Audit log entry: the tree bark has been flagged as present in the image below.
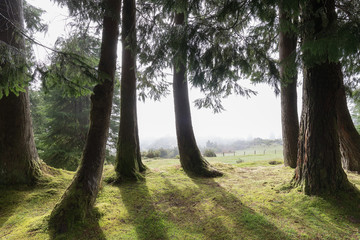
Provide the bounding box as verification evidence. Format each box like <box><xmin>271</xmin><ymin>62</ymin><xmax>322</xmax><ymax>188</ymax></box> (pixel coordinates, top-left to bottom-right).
<box><xmin>294</xmin><ymin>0</ymin><xmax>351</xmax><ymax>194</ymax></box>
<box><xmin>173</xmin><ymin>12</ymin><xmax>222</xmax><ymax>178</ymax></box>
<box><xmin>115</xmin><ymin>0</ymin><xmax>145</xmax><ymax>181</ymax></box>
<box><xmin>279</xmin><ymin>2</ymin><xmax>299</xmax><ymax>168</ymax></box>
<box><xmin>0</xmin><ymin>0</ymin><xmax>41</xmax><ymax>184</ymax></box>
<box><xmin>49</xmin><ymin>0</ymin><xmax>121</xmax><ymax>233</ymax></box>
<box><xmin>337</xmin><ymin>78</ymin><xmax>360</xmax><ymax>172</ymax></box>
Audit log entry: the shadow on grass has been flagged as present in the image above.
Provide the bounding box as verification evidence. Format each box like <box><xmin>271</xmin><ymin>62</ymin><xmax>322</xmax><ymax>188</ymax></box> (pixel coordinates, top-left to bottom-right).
<box><xmin>0</xmin><ymin>185</ymin><xmax>33</xmax><ymax>229</ymax></box>
<box><xmin>158</xmin><ymin>177</ymin><xmax>292</xmax><ymax>240</ymax></box>
<box><xmin>49</xmin><ymin>208</ymin><xmax>106</xmax><ymax>240</ymax></box>
<box><xmin>118</xmin><ymin>180</ymin><xmax>169</xmax><ymax>240</ymax></box>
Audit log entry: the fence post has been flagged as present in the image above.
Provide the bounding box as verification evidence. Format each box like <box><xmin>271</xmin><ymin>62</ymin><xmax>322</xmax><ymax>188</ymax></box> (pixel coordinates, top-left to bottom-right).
<box><xmin>223</xmin><ymin>152</ymin><xmax>224</xmax><ymax>156</ymax></box>
<box><xmin>254</xmin><ymin>150</ymin><xmax>256</xmax><ymax>155</ymax></box>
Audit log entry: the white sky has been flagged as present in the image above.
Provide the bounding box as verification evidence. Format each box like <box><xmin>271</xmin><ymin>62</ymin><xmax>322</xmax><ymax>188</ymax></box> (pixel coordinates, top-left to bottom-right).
<box><xmin>28</xmin><ymin>0</ymin><xmax>303</xmax><ymax>143</ymax></box>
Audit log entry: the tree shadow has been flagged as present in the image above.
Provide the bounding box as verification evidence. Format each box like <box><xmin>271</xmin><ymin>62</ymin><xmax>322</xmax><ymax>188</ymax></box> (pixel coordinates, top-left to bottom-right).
<box><xmin>319</xmin><ymin>188</ymin><xmax>360</xmax><ymax>229</ymax></box>
<box><xmin>118</xmin><ymin>180</ymin><xmax>169</xmax><ymax>240</ymax></box>
<box><xmin>49</xmin><ymin>207</ymin><xmax>106</xmax><ymax>240</ymax></box>
<box><xmin>159</xmin><ymin>177</ymin><xmax>292</xmax><ymax>240</ymax></box>
<box><xmin>0</xmin><ymin>185</ymin><xmax>30</xmax><ymax>229</ymax></box>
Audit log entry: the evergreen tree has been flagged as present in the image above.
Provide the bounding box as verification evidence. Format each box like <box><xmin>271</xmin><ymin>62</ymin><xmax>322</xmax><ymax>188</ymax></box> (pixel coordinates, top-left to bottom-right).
<box><xmin>38</xmin><ymin>89</ymin><xmax>90</xmax><ymax>170</ymax></box>
<box><xmin>172</xmin><ymin>5</ymin><xmax>222</xmax><ymax>177</ymax></box>
<box><xmin>115</xmin><ymin>0</ymin><xmax>146</xmax><ymax>182</ymax></box>
<box><xmin>0</xmin><ymin>0</ymin><xmax>42</xmax><ymax>184</ymax></box>
<box><xmin>334</xmin><ymin>0</ymin><xmax>360</xmax><ymax>173</ymax></box>
<box><xmin>293</xmin><ymin>0</ymin><xmax>353</xmax><ymax>194</ymax></box>
<box><xmin>337</xmin><ymin>80</ymin><xmax>360</xmax><ymax>172</ymax></box>
<box><xmin>34</xmin><ymin>30</ymin><xmax>97</xmax><ymax>171</ymax></box>
<box><xmin>278</xmin><ymin>0</ymin><xmax>299</xmax><ymax>168</ymax></box>
<box><xmin>49</xmin><ymin>0</ymin><xmax>121</xmax><ymax>232</ymax></box>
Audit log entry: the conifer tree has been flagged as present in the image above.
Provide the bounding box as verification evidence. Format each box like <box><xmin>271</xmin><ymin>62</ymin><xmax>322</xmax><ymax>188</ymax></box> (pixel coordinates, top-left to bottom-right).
<box><xmin>49</xmin><ymin>0</ymin><xmax>121</xmax><ymax>232</ymax></box>
<box><xmin>278</xmin><ymin>0</ymin><xmax>299</xmax><ymax>168</ymax></box>
<box><xmin>172</xmin><ymin>6</ymin><xmax>222</xmax><ymax>177</ymax></box>
<box><xmin>293</xmin><ymin>0</ymin><xmax>352</xmax><ymax>194</ymax></box>
<box><xmin>115</xmin><ymin>0</ymin><xmax>146</xmax><ymax>181</ymax></box>
<box><xmin>0</xmin><ymin>0</ymin><xmax>42</xmax><ymax>184</ymax></box>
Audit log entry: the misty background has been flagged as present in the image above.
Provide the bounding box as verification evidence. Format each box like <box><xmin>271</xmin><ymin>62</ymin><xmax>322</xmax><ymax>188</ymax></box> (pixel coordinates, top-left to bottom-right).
<box><xmin>28</xmin><ymin>0</ymin><xmax>303</xmax><ymax>151</ymax></box>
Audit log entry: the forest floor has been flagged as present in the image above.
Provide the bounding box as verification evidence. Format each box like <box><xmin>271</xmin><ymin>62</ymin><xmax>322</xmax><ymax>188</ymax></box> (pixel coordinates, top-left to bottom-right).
<box><xmin>1</xmin><ymin>152</ymin><xmax>360</xmax><ymax>240</ymax></box>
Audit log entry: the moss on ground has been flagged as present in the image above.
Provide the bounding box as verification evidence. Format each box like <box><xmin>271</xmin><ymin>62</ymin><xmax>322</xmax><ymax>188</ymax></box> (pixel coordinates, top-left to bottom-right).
<box><xmin>1</xmin><ymin>156</ymin><xmax>360</xmax><ymax>240</ymax></box>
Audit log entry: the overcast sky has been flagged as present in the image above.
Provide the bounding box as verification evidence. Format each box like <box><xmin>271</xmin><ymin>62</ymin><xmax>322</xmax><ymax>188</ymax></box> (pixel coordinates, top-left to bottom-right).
<box><xmin>28</xmin><ymin>0</ymin><xmax>303</xmax><ymax>144</ymax></box>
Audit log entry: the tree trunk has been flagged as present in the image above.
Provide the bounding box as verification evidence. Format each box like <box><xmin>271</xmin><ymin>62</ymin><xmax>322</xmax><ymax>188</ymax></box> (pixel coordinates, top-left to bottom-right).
<box><xmin>49</xmin><ymin>0</ymin><xmax>121</xmax><ymax>233</ymax></box>
<box><xmin>337</xmin><ymin>78</ymin><xmax>360</xmax><ymax>172</ymax></box>
<box><xmin>115</xmin><ymin>0</ymin><xmax>145</xmax><ymax>181</ymax></box>
<box><xmin>0</xmin><ymin>0</ymin><xmax>41</xmax><ymax>185</ymax></box>
<box><xmin>135</xmin><ymin>106</ymin><xmax>147</xmax><ymax>172</ymax></box>
<box><xmin>294</xmin><ymin>0</ymin><xmax>351</xmax><ymax>194</ymax></box>
<box><xmin>173</xmin><ymin>12</ymin><xmax>222</xmax><ymax>178</ymax></box>
<box><xmin>279</xmin><ymin>2</ymin><xmax>299</xmax><ymax>168</ymax></box>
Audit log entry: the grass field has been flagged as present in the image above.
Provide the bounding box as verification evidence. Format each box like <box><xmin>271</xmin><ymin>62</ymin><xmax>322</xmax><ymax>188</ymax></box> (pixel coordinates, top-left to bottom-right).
<box><xmin>1</xmin><ymin>150</ymin><xmax>360</xmax><ymax>240</ymax></box>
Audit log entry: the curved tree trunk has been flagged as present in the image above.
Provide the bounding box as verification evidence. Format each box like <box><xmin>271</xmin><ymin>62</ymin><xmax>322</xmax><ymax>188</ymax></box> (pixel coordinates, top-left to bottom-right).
<box><xmin>279</xmin><ymin>2</ymin><xmax>299</xmax><ymax>168</ymax></box>
<box><xmin>173</xmin><ymin>12</ymin><xmax>222</xmax><ymax>178</ymax></box>
<box><xmin>337</xmin><ymin>79</ymin><xmax>360</xmax><ymax>172</ymax></box>
<box><xmin>294</xmin><ymin>0</ymin><xmax>351</xmax><ymax>195</ymax></box>
<box><xmin>115</xmin><ymin>0</ymin><xmax>145</xmax><ymax>181</ymax></box>
<box><xmin>0</xmin><ymin>0</ymin><xmax>41</xmax><ymax>185</ymax></box>
<box><xmin>49</xmin><ymin>0</ymin><xmax>121</xmax><ymax>233</ymax></box>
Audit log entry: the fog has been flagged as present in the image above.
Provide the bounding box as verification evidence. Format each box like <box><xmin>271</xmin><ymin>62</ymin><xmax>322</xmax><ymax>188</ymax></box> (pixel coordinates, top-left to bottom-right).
<box><xmin>28</xmin><ymin>0</ymin><xmax>303</xmax><ymax>149</ymax></box>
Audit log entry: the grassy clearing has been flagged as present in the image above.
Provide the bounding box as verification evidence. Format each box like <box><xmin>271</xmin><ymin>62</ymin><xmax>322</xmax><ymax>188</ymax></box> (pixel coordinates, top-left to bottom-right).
<box><xmin>1</xmin><ymin>153</ymin><xmax>360</xmax><ymax>240</ymax></box>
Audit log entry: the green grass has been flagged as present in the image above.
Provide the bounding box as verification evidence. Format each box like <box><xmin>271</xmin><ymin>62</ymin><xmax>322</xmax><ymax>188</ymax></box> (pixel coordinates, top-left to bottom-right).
<box><xmin>1</xmin><ymin>152</ymin><xmax>360</xmax><ymax>240</ymax></box>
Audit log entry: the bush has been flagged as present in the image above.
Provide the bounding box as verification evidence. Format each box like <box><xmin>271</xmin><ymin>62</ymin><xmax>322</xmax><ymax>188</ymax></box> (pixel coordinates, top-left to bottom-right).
<box><xmin>145</xmin><ymin>149</ymin><xmax>160</xmax><ymax>158</ymax></box>
<box><xmin>203</xmin><ymin>149</ymin><xmax>217</xmax><ymax>157</ymax></box>
<box><xmin>236</xmin><ymin>159</ymin><xmax>244</xmax><ymax>163</ymax></box>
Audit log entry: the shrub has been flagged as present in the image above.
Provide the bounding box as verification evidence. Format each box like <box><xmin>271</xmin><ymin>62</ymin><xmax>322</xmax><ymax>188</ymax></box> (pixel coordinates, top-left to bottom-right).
<box><xmin>236</xmin><ymin>159</ymin><xmax>244</xmax><ymax>164</ymax></box>
<box><xmin>203</xmin><ymin>149</ymin><xmax>217</xmax><ymax>157</ymax></box>
<box><xmin>145</xmin><ymin>149</ymin><xmax>160</xmax><ymax>158</ymax></box>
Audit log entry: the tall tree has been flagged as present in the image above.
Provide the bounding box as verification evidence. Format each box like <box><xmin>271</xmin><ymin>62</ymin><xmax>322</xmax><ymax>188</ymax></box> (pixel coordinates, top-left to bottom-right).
<box><xmin>278</xmin><ymin>1</ymin><xmax>299</xmax><ymax>168</ymax></box>
<box><xmin>293</xmin><ymin>0</ymin><xmax>352</xmax><ymax>194</ymax></box>
<box><xmin>335</xmin><ymin>0</ymin><xmax>360</xmax><ymax>173</ymax></box>
<box><xmin>337</xmin><ymin>80</ymin><xmax>360</xmax><ymax>172</ymax></box>
<box><xmin>173</xmin><ymin>10</ymin><xmax>222</xmax><ymax>178</ymax></box>
<box><xmin>49</xmin><ymin>0</ymin><xmax>121</xmax><ymax>232</ymax></box>
<box><xmin>0</xmin><ymin>0</ymin><xmax>42</xmax><ymax>184</ymax></box>
<box><xmin>37</xmin><ymin>89</ymin><xmax>90</xmax><ymax>171</ymax></box>
<box><xmin>115</xmin><ymin>0</ymin><xmax>146</xmax><ymax>182</ymax></box>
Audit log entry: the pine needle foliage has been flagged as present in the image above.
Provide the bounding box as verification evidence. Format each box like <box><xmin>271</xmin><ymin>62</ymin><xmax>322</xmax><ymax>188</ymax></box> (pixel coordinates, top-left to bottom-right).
<box><xmin>137</xmin><ymin>0</ymin><xmax>289</xmax><ymax>111</ymax></box>
<box><xmin>0</xmin><ymin>1</ymin><xmax>47</xmax><ymax>98</ymax></box>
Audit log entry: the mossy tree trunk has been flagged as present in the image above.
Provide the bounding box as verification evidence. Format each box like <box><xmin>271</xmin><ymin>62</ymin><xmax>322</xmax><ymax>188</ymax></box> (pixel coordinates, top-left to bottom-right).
<box><xmin>0</xmin><ymin>0</ymin><xmax>41</xmax><ymax>185</ymax></box>
<box><xmin>337</xmin><ymin>78</ymin><xmax>360</xmax><ymax>172</ymax></box>
<box><xmin>173</xmin><ymin>12</ymin><xmax>222</xmax><ymax>178</ymax></box>
<box><xmin>49</xmin><ymin>0</ymin><xmax>121</xmax><ymax>233</ymax></box>
<box><xmin>279</xmin><ymin>1</ymin><xmax>299</xmax><ymax>168</ymax></box>
<box><xmin>294</xmin><ymin>0</ymin><xmax>351</xmax><ymax>194</ymax></box>
<box><xmin>115</xmin><ymin>0</ymin><xmax>145</xmax><ymax>181</ymax></box>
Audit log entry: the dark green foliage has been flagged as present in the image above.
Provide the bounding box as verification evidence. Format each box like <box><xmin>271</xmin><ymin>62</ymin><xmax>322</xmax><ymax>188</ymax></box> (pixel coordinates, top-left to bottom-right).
<box><xmin>30</xmin><ymin>28</ymin><xmax>120</xmax><ymax>170</ymax></box>
<box><xmin>137</xmin><ymin>0</ymin><xmax>265</xmax><ymax>111</ymax></box>
<box><xmin>0</xmin><ymin>1</ymin><xmax>48</xmax><ymax>99</ymax></box>
<box><xmin>23</xmin><ymin>1</ymin><xmax>48</xmax><ymax>35</ymax></box>
<box><xmin>145</xmin><ymin>149</ymin><xmax>160</xmax><ymax>158</ymax></box>
<box><xmin>0</xmin><ymin>42</ymin><xmax>28</xmax><ymax>99</ymax></box>
<box><xmin>39</xmin><ymin>30</ymin><xmax>100</xmax><ymax>97</ymax></box>
<box><xmin>34</xmin><ymin>88</ymin><xmax>90</xmax><ymax>170</ymax></box>
<box><xmin>51</xmin><ymin>0</ymin><xmax>104</xmax><ymax>23</ymax></box>
<box><xmin>203</xmin><ymin>149</ymin><xmax>217</xmax><ymax>157</ymax></box>
<box><xmin>142</xmin><ymin>147</ymin><xmax>179</xmax><ymax>159</ymax></box>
